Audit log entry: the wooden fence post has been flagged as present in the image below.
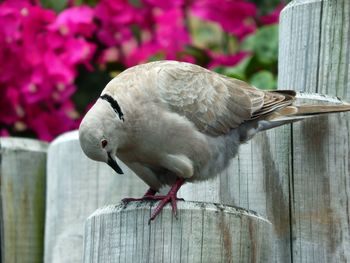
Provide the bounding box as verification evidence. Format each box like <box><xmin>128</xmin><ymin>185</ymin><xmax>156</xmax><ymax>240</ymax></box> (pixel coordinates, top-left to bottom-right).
<box><xmin>44</xmin><ymin>131</ymin><xmax>146</xmax><ymax>263</ymax></box>
<box><xmin>178</xmin><ymin>129</ymin><xmax>291</xmax><ymax>262</ymax></box>
<box><xmin>0</xmin><ymin>138</ymin><xmax>48</xmax><ymax>263</ymax></box>
<box><xmin>84</xmin><ymin>202</ymin><xmax>273</xmax><ymax>263</ymax></box>
<box><xmin>178</xmin><ymin>126</ymin><xmax>292</xmax><ymax>262</ymax></box>
<box><xmin>279</xmin><ymin>0</ymin><xmax>350</xmax><ymax>261</ymax></box>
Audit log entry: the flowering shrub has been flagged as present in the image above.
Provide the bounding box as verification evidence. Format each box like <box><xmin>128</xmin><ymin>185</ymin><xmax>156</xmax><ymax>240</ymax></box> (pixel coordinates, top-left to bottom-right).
<box><xmin>0</xmin><ymin>0</ymin><xmax>284</xmax><ymax>141</ymax></box>
<box><xmin>0</xmin><ymin>0</ymin><xmax>95</xmax><ymax>140</ymax></box>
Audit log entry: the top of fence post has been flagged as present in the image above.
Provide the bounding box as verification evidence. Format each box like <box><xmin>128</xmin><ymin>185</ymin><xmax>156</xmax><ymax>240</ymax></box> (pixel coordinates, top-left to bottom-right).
<box><xmin>279</xmin><ymin>0</ymin><xmax>350</xmax><ymax>261</ymax></box>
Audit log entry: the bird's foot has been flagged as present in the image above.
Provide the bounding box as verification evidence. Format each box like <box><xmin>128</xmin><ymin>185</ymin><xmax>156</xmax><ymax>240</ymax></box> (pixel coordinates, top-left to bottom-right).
<box><xmin>121</xmin><ymin>179</ymin><xmax>185</xmax><ymax>223</ymax></box>
<box><xmin>121</xmin><ymin>188</ymin><xmax>157</xmax><ymax>203</ymax></box>
<box><xmin>148</xmin><ymin>178</ymin><xmax>185</xmax><ymax>223</ymax></box>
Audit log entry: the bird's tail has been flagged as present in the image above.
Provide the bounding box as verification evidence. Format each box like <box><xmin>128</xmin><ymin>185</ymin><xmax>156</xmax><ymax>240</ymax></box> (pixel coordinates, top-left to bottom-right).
<box><xmin>257</xmin><ymin>91</ymin><xmax>350</xmax><ymax>132</ymax></box>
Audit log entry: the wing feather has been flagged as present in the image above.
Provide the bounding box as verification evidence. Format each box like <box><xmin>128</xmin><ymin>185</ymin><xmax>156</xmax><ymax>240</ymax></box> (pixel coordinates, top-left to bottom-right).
<box><xmin>108</xmin><ymin>61</ymin><xmax>296</xmax><ymax>136</ymax></box>
<box><xmin>156</xmin><ymin>62</ymin><xmax>268</xmax><ymax>136</ymax></box>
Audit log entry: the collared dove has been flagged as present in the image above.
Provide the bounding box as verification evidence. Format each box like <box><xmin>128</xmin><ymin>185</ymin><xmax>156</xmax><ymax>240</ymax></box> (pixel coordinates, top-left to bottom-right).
<box><xmin>79</xmin><ymin>60</ymin><xmax>350</xmax><ymax>222</ymax></box>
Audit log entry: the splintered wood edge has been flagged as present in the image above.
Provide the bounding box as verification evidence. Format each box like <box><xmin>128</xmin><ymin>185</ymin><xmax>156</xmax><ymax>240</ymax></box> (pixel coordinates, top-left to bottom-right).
<box><xmin>87</xmin><ymin>201</ymin><xmax>272</xmax><ymax>224</ymax></box>
<box><xmin>0</xmin><ymin>137</ymin><xmax>48</xmax><ymax>152</ymax></box>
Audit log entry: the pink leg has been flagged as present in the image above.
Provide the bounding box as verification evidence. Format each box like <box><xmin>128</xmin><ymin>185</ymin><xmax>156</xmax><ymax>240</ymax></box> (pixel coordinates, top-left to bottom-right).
<box><xmin>121</xmin><ymin>178</ymin><xmax>185</xmax><ymax>223</ymax></box>
<box><xmin>148</xmin><ymin>178</ymin><xmax>185</xmax><ymax>223</ymax></box>
<box><xmin>121</xmin><ymin>188</ymin><xmax>157</xmax><ymax>203</ymax></box>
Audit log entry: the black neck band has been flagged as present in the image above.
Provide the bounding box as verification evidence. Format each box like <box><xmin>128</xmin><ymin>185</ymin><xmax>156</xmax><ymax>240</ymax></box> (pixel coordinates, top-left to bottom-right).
<box><xmin>100</xmin><ymin>94</ymin><xmax>124</xmax><ymax>121</ymax></box>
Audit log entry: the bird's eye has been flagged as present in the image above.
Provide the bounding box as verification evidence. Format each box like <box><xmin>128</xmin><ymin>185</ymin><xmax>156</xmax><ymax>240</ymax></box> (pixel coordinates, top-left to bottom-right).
<box><xmin>101</xmin><ymin>139</ymin><xmax>108</xmax><ymax>148</ymax></box>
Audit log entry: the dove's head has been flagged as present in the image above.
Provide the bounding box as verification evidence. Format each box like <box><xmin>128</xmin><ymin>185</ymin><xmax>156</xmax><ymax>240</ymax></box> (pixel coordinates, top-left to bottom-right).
<box><xmin>79</xmin><ymin>94</ymin><xmax>126</xmax><ymax>174</ymax></box>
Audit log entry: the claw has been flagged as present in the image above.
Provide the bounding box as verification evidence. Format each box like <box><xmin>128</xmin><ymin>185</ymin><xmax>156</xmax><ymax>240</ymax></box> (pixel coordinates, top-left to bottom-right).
<box><xmin>121</xmin><ymin>188</ymin><xmax>157</xmax><ymax>203</ymax></box>
<box><xmin>121</xmin><ymin>179</ymin><xmax>185</xmax><ymax>223</ymax></box>
<box><xmin>148</xmin><ymin>178</ymin><xmax>185</xmax><ymax>222</ymax></box>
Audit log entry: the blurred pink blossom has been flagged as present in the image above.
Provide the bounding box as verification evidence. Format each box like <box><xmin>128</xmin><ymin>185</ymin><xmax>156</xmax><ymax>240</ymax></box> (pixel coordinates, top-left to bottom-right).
<box><xmin>155</xmin><ymin>8</ymin><xmax>190</xmax><ymax>59</ymax></box>
<box><xmin>27</xmin><ymin>101</ymin><xmax>78</xmax><ymax>141</ymax></box>
<box><xmin>104</xmin><ymin>5</ymin><xmax>191</xmax><ymax>66</ymax></box>
<box><xmin>0</xmin><ymin>129</ymin><xmax>9</xmax><ymax>137</ymax></box>
<box><xmin>0</xmin><ymin>87</ymin><xmax>21</xmax><ymax>125</ymax></box>
<box><xmin>0</xmin><ymin>0</ymin><xmax>95</xmax><ymax>141</ymax></box>
<box><xmin>49</xmin><ymin>6</ymin><xmax>96</xmax><ymax>37</ymax></box>
<box><xmin>95</xmin><ymin>0</ymin><xmax>152</xmax><ymax>46</ymax></box>
<box><xmin>97</xmin><ymin>47</ymin><xmax>120</xmax><ymax>65</ymax></box>
<box><xmin>207</xmin><ymin>51</ymin><xmax>249</xmax><ymax>69</ymax></box>
<box><xmin>125</xmin><ymin>42</ymin><xmax>162</xmax><ymax>67</ymax></box>
<box><xmin>260</xmin><ymin>4</ymin><xmax>284</xmax><ymax>25</ymax></box>
<box><xmin>144</xmin><ymin>0</ymin><xmax>185</xmax><ymax>10</ymax></box>
<box><xmin>191</xmin><ymin>0</ymin><xmax>256</xmax><ymax>39</ymax></box>
<box><xmin>96</xmin><ymin>0</ymin><xmax>254</xmax><ymax>66</ymax></box>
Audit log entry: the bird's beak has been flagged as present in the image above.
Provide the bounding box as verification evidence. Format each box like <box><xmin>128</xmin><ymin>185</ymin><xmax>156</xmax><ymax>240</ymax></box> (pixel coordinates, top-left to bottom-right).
<box><xmin>107</xmin><ymin>152</ymin><xmax>124</xmax><ymax>174</ymax></box>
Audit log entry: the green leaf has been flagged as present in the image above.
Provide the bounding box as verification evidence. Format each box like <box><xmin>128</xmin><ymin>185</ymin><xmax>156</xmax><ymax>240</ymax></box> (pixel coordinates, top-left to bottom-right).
<box><xmin>130</xmin><ymin>24</ymin><xmax>142</xmax><ymax>45</ymax></box>
<box><xmin>190</xmin><ymin>16</ymin><xmax>223</xmax><ymax>51</ymax></box>
<box><xmin>248</xmin><ymin>0</ymin><xmax>286</xmax><ymax>15</ymax></box>
<box><xmin>129</xmin><ymin>0</ymin><xmax>143</xmax><ymax>8</ymax></box>
<box><xmin>250</xmin><ymin>70</ymin><xmax>276</xmax><ymax>90</ymax></box>
<box><xmin>148</xmin><ymin>52</ymin><xmax>165</xmax><ymax>62</ymax></box>
<box><xmin>184</xmin><ymin>45</ymin><xmax>211</xmax><ymax>66</ymax></box>
<box><xmin>220</xmin><ymin>56</ymin><xmax>253</xmax><ymax>80</ymax></box>
<box><xmin>41</xmin><ymin>0</ymin><xmax>68</xmax><ymax>12</ymax></box>
<box><xmin>241</xmin><ymin>34</ymin><xmax>256</xmax><ymax>52</ymax></box>
<box><xmin>76</xmin><ymin>0</ymin><xmax>99</xmax><ymax>6</ymax></box>
<box><xmin>254</xmin><ymin>25</ymin><xmax>279</xmax><ymax>64</ymax></box>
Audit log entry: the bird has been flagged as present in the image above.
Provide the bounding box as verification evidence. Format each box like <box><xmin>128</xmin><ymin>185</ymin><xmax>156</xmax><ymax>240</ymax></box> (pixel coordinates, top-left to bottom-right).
<box><xmin>79</xmin><ymin>60</ymin><xmax>350</xmax><ymax>222</ymax></box>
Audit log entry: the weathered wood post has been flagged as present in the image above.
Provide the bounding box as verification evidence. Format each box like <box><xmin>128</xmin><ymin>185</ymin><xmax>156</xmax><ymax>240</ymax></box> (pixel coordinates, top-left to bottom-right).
<box><xmin>0</xmin><ymin>138</ymin><xmax>47</xmax><ymax>263</ymax></box>
<box><xmin>178</xmin><ymin>127</ymin><xmax>292</xmax><ymax>262</ymax></box>
<box><xmin>84</xmin><ymin>202</ymin><xmax>272</xmax><ymax>262</ymax></box>
<box><xmin>45</xmin><ymin>131</ymin><xmax>146</xmax><ymax>263</ymax></box>
<box><xmin>279</xmin><ymin>0</ymin><xmax>350</xmax><ymax>261</ymax></box>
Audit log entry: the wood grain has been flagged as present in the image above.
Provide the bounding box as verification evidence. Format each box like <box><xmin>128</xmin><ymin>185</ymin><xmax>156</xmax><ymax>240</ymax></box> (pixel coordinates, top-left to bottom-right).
<box><xmin>279</xmin><ymin>0</ymin><xmax>350</xmax><ymax>261</ymax></box>
<box><xmin>45</xmin><ymin>131</ymin><xmax>147</xmax><ymax>263</ymax></box>
<box><xmin>84</xmin><ymin>202</ymin><xmax>273</xmax><ymax>263</ymax></box>
<box><xmin>179</xmin><ymin>127</ymin><xmax>292</xmax><ymax>262</ymax></box>
<box><xmin>0</xmin><ymin>138</ymin><xmax>48</xmax><ymax>263</ymax></box>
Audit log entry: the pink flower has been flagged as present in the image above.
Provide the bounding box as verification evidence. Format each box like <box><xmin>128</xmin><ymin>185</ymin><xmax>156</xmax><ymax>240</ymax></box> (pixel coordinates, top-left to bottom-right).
<box><xmin>125</xmin><ymin>42</ymin><xmax>162</xmax><ymax>67</ymax></box>
<box><xmin>155</xmin><ymin>8</ymin><xmax>190</xmax><ymax>59</ymax></box>
<box><xmin>143</xmin><ymin>0</ymin><xmax>184</xmax><ymax>10</ymax></box>
<box><xmin>0</xmin><ymin>0</ymin><xmax>96</xmax><ymax>141</ymax></box>
<box><xmin>61</xmin><ymin>38</ymin><xmax>96</xmax><ymax>68</ymax></box>
<box><xmin>0</xmin><ymin>87</ymin><xmax>22</xmax><ymax>125</ymax></box>
<box><xmin>95</xmin><ymin>0</ymin><xmax>152</xmax><ymax>46</ymax></box>
<box><xmin>191</xmin><ymin>0</ymin><xmax>256</xmax><ymax>39</ymax></box>
<box><xmin>49</xmin><ymin>6</ymin><xmax>95</xmax><ymax>37</ymax></box>
<box><xmin>97</xmin><ymin>47</ymin><xmax>120</xmax><ymax>64</ymax></box>
<box><xmin>260</xmin><ymin>4</ymin><xmax>284</xmax><ymax>25</ymax></box>
<box><xmin>125</xmin><ymin>7</ymin><xmax>190</xmax><ymax>66</ymax></box>
<box><xmin>207</xmin><ymin>51</ymin><xmax>248</xmax><ymax>69</ymax></box>
<box><xmin>0</xmin><ymin>0</ymin><xmax>29</xmax><ymax>43</ymax></box>
<box><xmin>0</xmin><ymin>129</ymin><xmax>9</xmax><ymax>137</ymax></box>
<box><xmin>27</xmin><ymin>101</ymin><xmax>78</xmax><ymax>141</ymax></box>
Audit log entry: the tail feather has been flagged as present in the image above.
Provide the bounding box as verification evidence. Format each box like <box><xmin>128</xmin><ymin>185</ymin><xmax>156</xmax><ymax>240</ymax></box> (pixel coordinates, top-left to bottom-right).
<box><xmin>294</xmin><ymin>91</ymin><xmax>347</xmax><ymax>105</ymax></box>
<box><xmin>257</xmin><ymin>91</ymin><xmax>350</xmax><ymax>132</ymax></box>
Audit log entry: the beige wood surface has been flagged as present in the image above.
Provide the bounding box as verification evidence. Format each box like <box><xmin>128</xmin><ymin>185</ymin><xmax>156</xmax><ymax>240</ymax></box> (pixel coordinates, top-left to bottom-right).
<box><xmin>179</xmin><ymin>127</ymin><xmax>292</xmax><ymax>262</ymax></box>
<box><xmin>279</xmin><ymin>0</ymin><xmax>350</xmax><ymax>261</ymax></box>
<box><xmin>0</xmin><ymin>138</ymin><xmax>48</xmax><ymax>263</ymax></box>
<box><xmin>84</xmin><ymin>202</ymin><xmax>273</xmax><ymax>263</ymax></box>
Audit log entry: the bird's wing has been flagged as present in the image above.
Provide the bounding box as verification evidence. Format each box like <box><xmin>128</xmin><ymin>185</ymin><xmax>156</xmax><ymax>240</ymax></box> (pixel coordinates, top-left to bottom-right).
<box><xmin>156</xmin><ymin>62</ymin><xmax>295</xmax><ymax>136</ymax></box>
